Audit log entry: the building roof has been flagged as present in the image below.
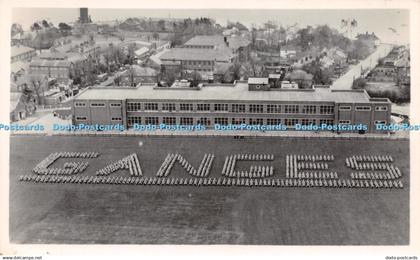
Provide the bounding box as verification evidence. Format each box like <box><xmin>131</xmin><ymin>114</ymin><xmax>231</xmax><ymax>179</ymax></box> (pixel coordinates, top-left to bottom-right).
<box><xmin>30</xmin><ymin>59</ymin><xmax>72</xmax><ymax>67</ymax></box>
<box><xmin>135</xmin><ymin>47</ymin><xmax>149</xmax><ymax>57</ymax></box>
<box><xmin>160</xmin><ymin>47</ymin><xmax>233</xmax><ymax>62</ymax></box>
<box><xmin>248</xmin><ymin>78</ymin><xmax>269</xmax><ymax>84</ymax></box>
<box><xmin>11</xmin><ymin>61</ymin><xmax>30</xmax><ymax>74</ymax></box>
<box><xmin>75</xmin><ymin>82</ymin><xmax>373</xmax><ymax>103</ymax></box>
<box><xmin>38</xmin><ymin>51</ymin><xmax>68</xmax><ymax>60</ymax></box>
<box><xmin>10</xmin><ymin>92</ymin><xmax>24</xmax><ymax>111</ymax></box>
<box><xmin>356</xmin><ymin>32</ymin><xmax>379</xmax><ymax>41</ymax></box>
<box><xmin>11</xmin><ymin>46</ymin><xmax>35</xmax><ymax>57</ymax></box>
<box><xmin>184</xmin><ymin>35</ymin><xmax>225</xmax><ymax>47</ymax></box>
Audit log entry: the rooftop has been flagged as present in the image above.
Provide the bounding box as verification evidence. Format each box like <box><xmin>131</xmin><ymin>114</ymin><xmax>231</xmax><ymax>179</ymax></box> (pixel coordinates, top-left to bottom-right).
<box><xmin>75</xmin><ymin>82</ymin><xmax>375</xmax><ymax>103</ymax></box>
<box><xmin>160</xmin><ymin>47</ymin><xmax>233</xmax><ymax>62</ymax></box>
<box><xmin>184</xmin><ymin>35</ymin><xmax>225</xmax><ymax>47</ymax></box>
<box><xmin>11</xmin><ymin>46</ymin><xmax>35</xmax><ymax>57</ymax></box>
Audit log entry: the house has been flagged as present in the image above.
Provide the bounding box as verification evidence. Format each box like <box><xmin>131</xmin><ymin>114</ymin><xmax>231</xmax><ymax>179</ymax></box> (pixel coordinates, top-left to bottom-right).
<box><xmin>11</xmin><ymin>31</ymin><xmax>35</xmax><ymax>47</ymax></box>
<box><xmin>160</xmin><ymin>47</ymin><xmax>234</xmax><ymax>80</ymax></box>
<box><xmin>10</xmin><ymin>92</ymin><xmax>36</xmax><ymax>122</ymax></box>
<box><xmin>248</xmin><ymin>77</ymin><xmax>270</xmax><ymax>91</ymax></box>
<box><xmin>356</xmin><ymin>32</ymin><xmax>380</xmax><ymax>49</ymax></box>
<box><xmin>11</xmin><ymin>45</ymin><xmax>37</xmax><ymax>63</ymax></box>
<box><xmin>29</xmin><ymin>51</ymin><xmax>87</xmax><ymax>82</ymax></box>
<box><xmin>11</xmin><ymin>61</ymin><xmax>30</xmax><ymax>90</ymax></box>
<box><xmin>287</xmin><ymin>69</ymin><xmax>314</xmax><ymax>89</ymax></box>
<box><xmin>118</xmin><ymin>65</ymin><xmax>158</xmax><ymax>86</ymax></box>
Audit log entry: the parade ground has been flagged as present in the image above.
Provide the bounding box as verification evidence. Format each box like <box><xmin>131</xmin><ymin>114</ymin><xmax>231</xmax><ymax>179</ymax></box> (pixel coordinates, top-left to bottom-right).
<box><xmin>9</xmin><ymin>135</ymin><xmax>409</xmax><ymax>245</ymax></box>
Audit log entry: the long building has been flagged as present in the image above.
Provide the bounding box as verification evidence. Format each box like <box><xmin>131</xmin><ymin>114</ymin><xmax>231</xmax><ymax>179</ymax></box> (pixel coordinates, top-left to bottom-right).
<box><xmin>72</xmin><ymin>80</ymin><xmax>391</xmax><ymax>133</ymax></box>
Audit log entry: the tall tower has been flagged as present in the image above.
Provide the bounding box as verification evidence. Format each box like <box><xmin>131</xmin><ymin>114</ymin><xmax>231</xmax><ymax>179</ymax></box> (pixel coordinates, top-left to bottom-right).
<box><xmin>79</xmin><ymin>8</ymin><xmax>89</xmax><ymax>24</ymax></box>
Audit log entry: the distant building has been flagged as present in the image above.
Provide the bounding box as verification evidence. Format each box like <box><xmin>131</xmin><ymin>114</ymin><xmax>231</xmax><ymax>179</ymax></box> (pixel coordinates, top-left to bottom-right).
<box><xmin>11</xmin><ymin>46</ymin><xmax>36</xmax><ymax>63</ymax></box>
<box><xmin>287</xmin><ymin>69</ymin><xmax>314</xmax><ymax>89</ymax></box>
<box><xmin>369</xmin><ymin>46</ymin><xmax>410</xmax><ymax>85</ymax></box>
<box><xmin>118</xmin><ymin>65</ymin><xmax>158</xmax><ymax>86</ymax></box>
<box><xmin>160</xmin><ymin>47</ymin><xmax>234</xmax><ymax>80</ymax></box>
<box><xmin>29</xmin><ymin>51</ymin><xmax>87</xmax><ymax>82</ymax></box>
<box><xmin>79</xmin><ymin>8</ymin><xmax>91</xmax><ymax>24</ymax></box>
<box><xmin>356</xmin><ymin>32</ymin><xmax>380</xmax><ymax>49</ymax></box>
<box><xmin>160</xmin><ymin>35</ymin><xmax>249</xmax><ymax>80</ymax></box>
<box><xmin>10</xmin><ymin>92</ymin><xmax>36</xmax><ymax>122</ymax></box>
<box><xmin>248</xmin><ymin>77</ymin><xmax>270</xmax><ymax>91</ymax></box>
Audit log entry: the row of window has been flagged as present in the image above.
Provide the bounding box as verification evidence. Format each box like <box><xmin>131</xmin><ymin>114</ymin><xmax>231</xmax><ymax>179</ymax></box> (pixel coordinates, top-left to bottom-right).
<box><xmin>75</xmin><ymin>116</ymin><xmax>388</xmax><ymax>126</ymax></box>
<box><xmin>339</xmin><ymin>105</ymin><xmax>388</xmax><ymax>111</ymax></box>
<box><xmin>125</xmin><ymin>116</ymin><xmax>339</xmax><ymax>127</ymax></box>
<box><xmin>76</xmin><ymin>102</ymin><xmax>388</xmax><ymax>113</ymax></box>
<box><xmin>126</xmin><ymin>103</ymin><xmax>336</xmax><ymax>115</ymax></box>
<box><xmin>75</xmin><ymin>102</ymin><xmax>122</xmax><ymax>108</ymax></box>
<box><xmin>75</xmin><ymin>116</ymin><xmax>122</xmax><ymax>121</ymax></box>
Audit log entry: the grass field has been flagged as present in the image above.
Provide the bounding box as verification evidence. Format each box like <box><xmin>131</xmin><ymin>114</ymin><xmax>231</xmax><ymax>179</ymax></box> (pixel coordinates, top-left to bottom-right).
<box><xmin>9</xmin><ymin>135</ymin><xmax>409</xmax><ymax>244</ymax></box>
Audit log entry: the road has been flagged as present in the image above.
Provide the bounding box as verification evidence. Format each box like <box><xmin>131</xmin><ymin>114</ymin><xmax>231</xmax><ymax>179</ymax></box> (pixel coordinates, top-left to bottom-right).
<box><xmin>331</xmin><ymin>43</ymin><xmax>394</xmax><ymax>90</ymax></box>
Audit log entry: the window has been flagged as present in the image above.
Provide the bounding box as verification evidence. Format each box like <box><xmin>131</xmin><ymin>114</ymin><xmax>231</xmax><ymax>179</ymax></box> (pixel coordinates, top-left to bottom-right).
<box><xmin>75</xmin><ymin>102</ymin><xmax>86</xmax><ymax>107</ymax></box>
<box><xmin>355</xmin><ymin>106</ymin><xmax>371</xmax><ymax>111</ymax></box>
<box><xmin>180</xmin><ymin>103</ymin><xmax>194</xmax><ymax>111</ymax></box>
<box><xmin>302</xmin><ymin>105</ymin><xmax>316</xmax><ymax>114</ymax></box>
<box><xmin>90</xmin><ymin>103</ymin><xmax>105</xmax><ymax>107</ymax></box>
<box><xmin>214</xmin><ymin>104</ymin><xmax>229</xmax><ymax>112</ymax></box>
<box><xmin>249</xmin><ymin>118</ymin><xmax>264</xmax><ymax>125</ymax></box>
<box><xmin>145</xmin><ymin>117</ymin><xmax>159</xmax><ymax>125</ymax></box>
<box><xmin>284</xmin><ymin>119</ymin><xmax>298</xmax><ymax>127</ymax></box>
<box><xmin>180</xmin><ymin>117</ymin><xmax>194</xmax><ymax>125</ymax></box>
<box><xmin>76</xmin><ymin>116</ymin><xmax>87</xmax><ymax>120</ymax></box>
<box><xmin>162</xmin><ymin>117</ymin><xmax>176</xmax><ymax>125</ymax></box>
<box><xmin>320</xmin><ymin>105</ymin><xmax>334</xmax><ymax>114</ymax></box>
<box><xmin>197</xmin><ymin>117</ymin><xmax>211</xmax><ymax>126</ymax></box>
<box><xmin>301</xmin><ymin>119</ymin><xmax>317</xmax><ymax>126</ymax></box>
<box><xmin>162</xmin><ymin>103</ymin><xmax>176</xmax><ymax>112</ymax></box>
<box><xmin>110</xmin><ymin>103</ymin><xmax>121</xmax><ymax>107</ymax></box>
<box><xmin>339</xmin><ymin>106</ymin><xmax>351</xmax><ymax>111</ymax></box>
<box><xmin>197</xmin><ymin>104</ymin><xmax>211</xmax><ymax>111</ymax></box>
<box><xmin>232</xmin><ymin>104</ymin><xmax>246</xmax><ymax>113</ymax></box>
<box><xmin>111</xmin><ymin>117</ymin><xmax>122</xmax><ymax>121</ymax></box>
<box><xmin>127</xmin><ymin>116</ymin><xmax>141</xmax><ymax>126</ymax></box>
<box><xmin>267</xmin><ymin>118</ymin><xmax>282</xmax><ymax>125</ymax></box>
<box><xmin>338</xmin><ymin>120</ymin><xmax>351</xmax><ymax>124</ymax></box>
<box><xmin>375</xmin><ymin>106</ymin><xmax>388</xmax><ymax>111</ymax></box>
<box><xmin>249</xmin><ymin>104</ymin><xmax>264</xmax><ymax>113</ymax></box>
<box><xmin>375</xmin><ymin>120</ymin><xmax>387</xmax><ymax>125</ymax></box>
<box><xmin>127</xmin><ymin>102</ymin><xmax>141</xmax><ymax>112</ymax></box>
<box><xmin>319</xmin><ymin>119</ymin><xmax>334</xmax><ymax>125</ymax></box>
<box><xmin>215</xmin><ymin>118</ymin><xmax>229</xmax><ymax>125</ymax></box>
<box><xmin>231</xmin><ymin>118</ymin><xmax>246</xmax><ymax>125</ymax></box>
<box><xmin>144</xmin><ymin>103</ymin><xmax>158</xmax><ymax>111</ymax></box>
<box><xmin>284</xmin><ymin>105</ymin><xmax>299</xmax><ymax>114</ymax></box>
<box><xmin>267</xmin><ymin>104</ymin><xmax>281</xmax><ymax>114</ymax></box>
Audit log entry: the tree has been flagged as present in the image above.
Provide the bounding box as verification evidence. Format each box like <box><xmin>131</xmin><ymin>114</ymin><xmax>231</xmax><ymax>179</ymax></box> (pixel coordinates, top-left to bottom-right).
<box><xmin>58</xmin><ymin>22</ymin><xmax>72</xmax><ymax>36</ymax></box>
<box><xmin>188</xmin><ymin>71</ymin><xmax>202</xmax><ymax>87</ymax></box>
<box><xmin>28</xmin><ymin>74</ymin><xmax>47</xmax><ymax>105</ymax></box>
<box><xmin>352</xmin><ymin>77</ymin><xmax>367</xmax><ymax>90</ymax></box>
<box><xmin>348</xmin><ymin>39</ymin><xmax>372</xmax><ymax>60</ymax></box>
<box><xmin>30</xmin><ymin>22</ymin><xmax>42</xmax><ymax>32</ymax></box>
<box><xmin>11</xmin><ymin>23</ymin><xmax>23</xmax><ymax>37</ymax></box>
<box><xmin>42</xmin><ymin>20</ymin><xmax>50</xmax><ymax>28</ymax></box>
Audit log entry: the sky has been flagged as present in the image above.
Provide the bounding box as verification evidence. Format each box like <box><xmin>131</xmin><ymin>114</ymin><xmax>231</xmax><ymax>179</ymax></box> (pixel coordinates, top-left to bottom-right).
<box><xmin>12</xmin><ymin>8</ymin><xmax>410</xmax><ymax>44</ymax></box>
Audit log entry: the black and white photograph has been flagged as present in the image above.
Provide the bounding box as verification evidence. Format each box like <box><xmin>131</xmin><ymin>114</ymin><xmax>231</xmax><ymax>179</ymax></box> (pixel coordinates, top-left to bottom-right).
<box><xmin>0</xmin><ymin>0</ymin><xmax>419</xmax><ymax>259</ymax></box>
